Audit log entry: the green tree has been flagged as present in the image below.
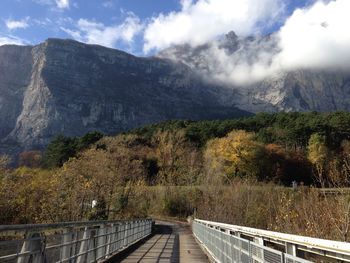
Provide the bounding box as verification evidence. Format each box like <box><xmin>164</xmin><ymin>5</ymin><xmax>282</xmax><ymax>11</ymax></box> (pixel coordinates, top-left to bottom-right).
<box><xmin>43</xmin><ymin>131</ymin><xmax>104</xmax><ymax>168</ymax></box>
<box><xmin>77</xmin><ymin>131</ymin><xmax>104</xmax><ymax>151</ymax></box>
<box><xmin>43</xmin><ymin>135</ymin><xmax>77</xmax><ymax>168</ymax></box>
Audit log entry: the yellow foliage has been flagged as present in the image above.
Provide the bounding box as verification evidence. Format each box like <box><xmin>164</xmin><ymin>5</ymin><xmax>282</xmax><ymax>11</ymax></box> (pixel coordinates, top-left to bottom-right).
<box><xmin>204</xmin><ymin>130</ymin><xmax>264</xmax><ymax>182</ymax></box>
<box><xmin>307</xmin><ymin>133</ymin><xmax>328</xmax><ymax>166</ymax></box>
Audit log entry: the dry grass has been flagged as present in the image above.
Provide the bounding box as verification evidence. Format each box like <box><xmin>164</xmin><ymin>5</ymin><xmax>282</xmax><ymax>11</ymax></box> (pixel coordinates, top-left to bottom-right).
<box><xmin>126</xmin><ymin>182</ymin><xmax>350</xmax><ymax>242</ymax></box>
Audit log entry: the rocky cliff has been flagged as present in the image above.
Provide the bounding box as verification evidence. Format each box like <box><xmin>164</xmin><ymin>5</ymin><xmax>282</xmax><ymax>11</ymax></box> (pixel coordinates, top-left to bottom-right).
<box><xmin>0</xmin><ymin>39</ymin><xmax>247</xmax><ymax>154</ymax></box>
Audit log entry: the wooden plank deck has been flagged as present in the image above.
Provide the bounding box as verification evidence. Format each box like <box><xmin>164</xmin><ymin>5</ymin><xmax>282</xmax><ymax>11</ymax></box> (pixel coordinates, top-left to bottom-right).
<box><xmin>109</xmin><ymin>221</ymin><xmax>209</xmax><ymax>263</ymax></box>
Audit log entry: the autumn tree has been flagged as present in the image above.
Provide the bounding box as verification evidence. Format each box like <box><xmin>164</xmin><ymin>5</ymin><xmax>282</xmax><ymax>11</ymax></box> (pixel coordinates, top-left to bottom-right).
<box><xmin>307</xmin><ymin>133</ymin><xmax>329</xmax><ymax>186</ymax></box>
<box><xmin>19</xmin><ymin>151</ymin><xmax>43</xmax><ymax>168</ymax></box>
<box><xmin>204</xmin><ymin>130</ymin><xmax>265</xmax><ymax>183</ymax></box>
<box><xmin>0</xmin><ymin>155</ymin><xmax>11</xmax><ymax>172</ymax></box>
<box><xmin>152</xmin><ymin>130</ymin><xmax>202</xmax><ymax>185</ymax></box>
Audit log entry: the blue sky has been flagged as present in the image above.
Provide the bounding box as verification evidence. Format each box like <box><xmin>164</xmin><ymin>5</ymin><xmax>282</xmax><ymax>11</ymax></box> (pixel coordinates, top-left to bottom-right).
<box><xmin>0</xmin><ymin>0</ymin><xmax>319</xmax><ymax>55</ymax></box>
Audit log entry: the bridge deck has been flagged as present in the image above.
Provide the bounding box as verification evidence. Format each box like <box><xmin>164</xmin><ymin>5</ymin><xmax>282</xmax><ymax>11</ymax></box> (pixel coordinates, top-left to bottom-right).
<box><xmin>110</xmin><ymin>220</ymin><xmax>209</xmax><ymax>263</ymax></box>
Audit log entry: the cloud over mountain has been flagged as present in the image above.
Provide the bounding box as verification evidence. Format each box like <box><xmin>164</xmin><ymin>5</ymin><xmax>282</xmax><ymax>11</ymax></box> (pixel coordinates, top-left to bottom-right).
<box><xmin>61</xmin><ymin>13</ymin><xmax>143</xmax><ymax>48</ymax></box>
<box><xmin>0</xmin><ymin>35</ymin><xmax>27</xmax><ymax>46</ymax></box>
<box><xmin>143</xmin><ymin>0</ymin><xmax>284</xmax><ymax>53</ymax></box>
<box><xmin>159</xmin><ymin>0</ymin><xmax>350</xmax><ymax>85</ymax></box>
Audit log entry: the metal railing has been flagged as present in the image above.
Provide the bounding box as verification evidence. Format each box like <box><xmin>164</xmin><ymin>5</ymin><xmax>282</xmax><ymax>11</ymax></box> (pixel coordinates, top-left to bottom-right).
<box><xmin>193</xmin><ymin>219</ymin><xmax>350</xmax><ymax>263</ymax></box>
<box><xmin>0</xmin><ymin>219</ymin><xmax>153</xmax><ymax>263</ymax></box>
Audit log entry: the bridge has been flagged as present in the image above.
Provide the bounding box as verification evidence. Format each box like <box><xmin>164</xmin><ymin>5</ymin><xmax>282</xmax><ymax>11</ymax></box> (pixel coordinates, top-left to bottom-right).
<box><xmin>0</xmin><ymin>218</ymin><xmax>350</xmax><ymax>263</ymax></box>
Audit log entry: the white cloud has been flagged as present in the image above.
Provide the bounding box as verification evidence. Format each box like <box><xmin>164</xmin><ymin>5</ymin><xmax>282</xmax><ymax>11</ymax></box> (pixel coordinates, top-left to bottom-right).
<box><xmin>61</xmin><ymin>13</ymin><xmax>143</xmax><ymax>48</ymax></box>
<box><xmin>32</xmin><ymin>0</ymin><xmax>52</xmax><ymax>5</ymax></box>
<box><xmin>33</xmin><ymin>0</ymin><xmax>70</xmax><ymax>9</ymax></box>
<box><xmin>143</xmin><ymin>0</ymin><xmax>284</xmax><ymax>53</ymax></box>
<box><xmin>56</xmin><ymin>0</ymin><xmax>69</xmax><ymax>9</ymax></box>
<box><xmin>162</xmin><ymin>0</ymin><xmax>350</xmax><ymax>85</ymax></box>
<box><xmin>102</xmin><ymin>1</ymin><xmax>114</xmax><ymax>8</ymax></box>
<box><xmin>0</xmin><ymin>35</ymin><xmax>27</xmax><ymax>46</ymax></box>
<box><xmin>275</xmin><ymin>0</ymin><xmax>350</xmax><ymax>71</ymax></box>
<box><xmin>5</xmin><ymin>18</ymin><xmax>29</xmax><ymax>30</ymax></box>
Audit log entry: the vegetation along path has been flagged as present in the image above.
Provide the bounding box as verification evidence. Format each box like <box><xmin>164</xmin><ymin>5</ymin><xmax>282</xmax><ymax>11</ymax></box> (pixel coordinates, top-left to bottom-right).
<box><xmin>109</xmin><ymin>220</ymin><xmax>209</xmax><ymax>263</ymax></box>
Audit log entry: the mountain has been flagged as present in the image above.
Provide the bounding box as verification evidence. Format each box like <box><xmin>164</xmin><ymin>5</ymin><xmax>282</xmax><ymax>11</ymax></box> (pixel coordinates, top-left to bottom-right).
<box><xmin>2</xmin><ymin>35</ymin><xmax>350</xmax><ymax>157</ymax></box>
<box><xmin>0</xmin><ymin>38</ymin><xmax>248</xmax><ymax>156</ymax></box>
<box><xmin>159</xmin><ymin>31</ymin><xmax>350</xmax><ymax>113</ymax></box>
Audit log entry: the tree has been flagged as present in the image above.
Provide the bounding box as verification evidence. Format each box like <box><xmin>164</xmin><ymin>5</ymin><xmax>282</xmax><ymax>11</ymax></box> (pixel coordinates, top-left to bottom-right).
<box><xmin>19</xmin><ymin>151</ymin><xmax>43</xmax><ymax>168</ymax></box>
<box><xmin>204</xmin><ymin>130</ymin><xmax>264</xmax><ymax>183</ymax></box>
<box><xmin>307</xmin><ymin>133</ymin><xmax>329</xmax><ymax>186</ymax></box>
<box><xmin>43</xmin><ymin>131</ymin><xmax>104</xmax><ymax>168</ymax></box>
<box><xmin>153</xmin><ymin>130</ymin><xmax>202</xmax><ymax>185</ymax></box>
<box><xmin>43</xmin><ymin>135</ymin><xmax>77</xmax><ymax>168</ymax></box>
<box><xmin>0</xmin><ymin>155</ymin><xmax>11</xmax><ymax>172</ymax></box>
<box><xmin>77</xmin><ymin>131</ymin><xmax>104</xmax><ymax>151</ymax></box>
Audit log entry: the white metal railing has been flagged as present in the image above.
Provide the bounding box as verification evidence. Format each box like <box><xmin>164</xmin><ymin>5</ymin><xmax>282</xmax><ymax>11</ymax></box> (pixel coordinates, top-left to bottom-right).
<box><xmin>0</xmin><ymin>219</ymin><xmax>153</xmax><ymax>263</ymax></box>
<box><xmin>193</xmin><ymin>219</ymin><xmax>350</xmax><ymax>263</ymax></box>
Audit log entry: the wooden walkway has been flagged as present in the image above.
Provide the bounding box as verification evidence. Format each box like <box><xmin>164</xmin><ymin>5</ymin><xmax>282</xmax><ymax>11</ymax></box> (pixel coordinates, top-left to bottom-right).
<box><xmin>109</xmin><ymin>221</ymin><xmax>209</xmax><ymax>263</ymax></box>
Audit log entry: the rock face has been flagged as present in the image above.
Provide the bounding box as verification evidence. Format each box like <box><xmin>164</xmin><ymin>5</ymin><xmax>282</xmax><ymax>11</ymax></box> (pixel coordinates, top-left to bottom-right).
<box><xmin>159</xmin><ymin>32</ymin><xmax>350</xmax><ymax>113</ymax></box>
<box><xmin>0</xmin><ymin>39</ymin><xmax>248</xmax><ymax>154</ymax></box>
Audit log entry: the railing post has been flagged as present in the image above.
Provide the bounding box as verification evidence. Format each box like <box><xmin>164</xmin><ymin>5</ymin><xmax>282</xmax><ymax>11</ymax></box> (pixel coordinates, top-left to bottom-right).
<box><xmin>76</xmin><ymin>227</ymin><xmax>89</xmax><ymax>263</ymax></box>
<box><xmin>17</xmin><ymin>232</ymin><xmax>45</xmax><ymax>263</ymax></box>
<box><xmin>254</xmin><ymin>237</ymin><xmax>264</xmax><ymax>246</ymax></box>
<box><xmin>97</xmin><ymin>225</ymin><xmax>106</xmax><ymax>260</ymax></box>
<box><xmin>131</xmin><ymin>221</ymin><xmax>135</xmax><ymax>243</ymax></box>
<box><xmin>123</xmin><ymin>223</ymin><xmax>129</xmax><ymax>247</ymax></box>
<box><xmin>114</xmin><ymin>224</ymin><xmax>120</xmax><ymax>253</ymax></box>
<box><xmin>286</xmin><ymin>242</ymin><xmax>297</xmax><ymax>257</ymax></box>
<box><xmin>105</xmin><ymin>223</ymin><xmax>113</xmax><ymax>256</ymax></box>
<box><xmin>60</xmin><ymin>228</ymin><xmax>73</xmax><ymax>262</ymax></box>
<box><xmin>86</xmin><ymin>229</ymin><xmax>96</xmax><ymax>263</ymax></box>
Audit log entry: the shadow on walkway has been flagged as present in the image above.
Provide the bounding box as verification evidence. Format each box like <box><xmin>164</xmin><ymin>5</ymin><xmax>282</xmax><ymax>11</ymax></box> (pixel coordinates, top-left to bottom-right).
<box><xmin>110</xmin><ymin>222</ymin><xmax>180</xmax><ymax>263</ymax></box>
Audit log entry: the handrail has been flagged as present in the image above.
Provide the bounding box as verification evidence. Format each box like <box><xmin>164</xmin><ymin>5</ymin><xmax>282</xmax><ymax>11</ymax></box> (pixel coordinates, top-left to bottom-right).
<box><xmin>0</xmin><ymin>219</ymin><xmax>142</xmax><ymax>232</ymax></box>
<box><xmin>194</xmin><ymin>219</ymin><xmax>350</xmax><ymax>262</ymax></box>
<box><xmin>0</xmin><ymin>218</ymin><xmax>153</xmax><ymax>263</ymax></box>
<box><xmin>195</xmin><ymin>219</ymin><xmax>350</xmax><ymax>256</ymax></box>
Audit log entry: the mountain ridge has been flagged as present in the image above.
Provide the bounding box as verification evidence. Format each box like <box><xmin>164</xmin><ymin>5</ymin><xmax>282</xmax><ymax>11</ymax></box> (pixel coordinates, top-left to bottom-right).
<box><xmin>0</xmin><ymin>38</ymin><xmax>248</xmax><ymax>157</ymax></box>
<box><xmin>1</xmin><ymin>36</ymin><xmax>350</xmax><ymax>158</ymax></box>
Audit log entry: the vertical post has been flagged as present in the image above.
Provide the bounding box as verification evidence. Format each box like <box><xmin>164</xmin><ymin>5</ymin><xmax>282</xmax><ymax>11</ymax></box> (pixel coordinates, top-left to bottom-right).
<box><xmin>136</xmin><ymin>221</ymin><xmax>140</xmax><ymax>240</ymax></box>
<box><xmin>254</xmin><ymin>237</ymin><xmax>264</xmax><ymax>246</ymax></box>
<box><xmin>286</xmin><ymin>243</ymin><xmax>297</xmax><ymax>257</ymax></box>
<box><xmin>115</xmin><ymin>223</ymin><xmax>120</xmax><ymax>251</ymax></box>
<box><xmin>133</xmin><ymin>221</ymin><xmax>137</xmax><ymax>242</ymax></box>
<box><xmin>60</xmin><ymin>228</ymin><xmax>73</xmax><ymax>262</ymax></box>
<box><xmin>105</xmin><ymin>224</ymin><xmax>113</xmax><ymax>256</ymax></box>
<box><xmin>230</xmin><ymin>235</ymin><xmax>236</xmax><ymax>263</ymax></box>
<box><xmin>130</xmin><ymin>221</ymin><xmax>134</xmax><ymax>243</ymax></box>
<box><xmin>76</xmin><ymin>227</ymin><xmax>89</xmax><ymax>263</ymax></box>
<box><xmin>96</xmin><ymin>225</ymin><xmax>106</xmax><ymax>260</ymax></box>
<box><xmin>86</xmin><ymin>229</ymin><xmax>96</xmax><ymax>263</ymax></box>
<box><xmin>124</xmin><ymin>223</ymin><xmax>129</xmax><ymax>247</ymax></box>
<box><xmin>114</xmin><ymin>223</ymin><xmax>120</xmax><ymax>252</ymax></box>
<box><xmin>17</xmin><ymin>232</ymin><xmax>45</xmax><ymax>263</ymax></box>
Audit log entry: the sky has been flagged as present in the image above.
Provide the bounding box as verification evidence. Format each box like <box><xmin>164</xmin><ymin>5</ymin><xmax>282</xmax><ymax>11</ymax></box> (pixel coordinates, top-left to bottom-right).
<box><xmin>0</xmin><ymin>0</ymin><xmax>313</xmax><ymax>55</ymax></box>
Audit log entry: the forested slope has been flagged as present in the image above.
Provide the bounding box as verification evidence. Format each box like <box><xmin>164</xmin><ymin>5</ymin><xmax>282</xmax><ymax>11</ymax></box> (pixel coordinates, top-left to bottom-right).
<box><xmin>1</xmin><ymin>112</ymin><xmax>350</xmax><ymax>241</ymax></box>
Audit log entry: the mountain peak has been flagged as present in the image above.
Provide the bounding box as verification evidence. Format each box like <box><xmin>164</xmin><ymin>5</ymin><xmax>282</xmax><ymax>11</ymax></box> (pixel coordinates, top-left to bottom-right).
<box><xmin>225</xmin><ymin>31</ymin><xmax>238</xmax><ymax>41</ymax></box>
